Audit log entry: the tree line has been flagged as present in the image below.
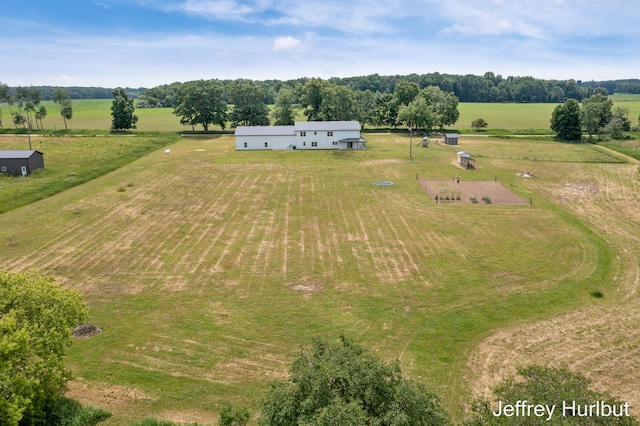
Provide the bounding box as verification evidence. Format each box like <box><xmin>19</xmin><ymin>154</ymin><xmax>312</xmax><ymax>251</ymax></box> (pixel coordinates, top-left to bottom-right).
<box><xmin>550</xmin><ymin>94</ymin><xmax>638</xmax><ymax>141</ymax></box>
<box><xmin>140</xmin><ymin>74</ymin><xmax>640</xmax><ymax>108</ymax></box>
<box><xmin>0</xmin><ymin>83</ymin><xmax>74</xmax><ymax>131</ymax></box>
<box><xmin>132</xmin><ymin>78</ymin><xmax>462</xmax><ymax>132</ymax></box>
<box><xmin>1</xmin><ymin>75</ymin><xmax>638</xmax><ymax>106</ymax></box>
<box><xmin>0</xmin><ymin>86</ymin><xmax>144</xmax><ymax>101</ymax></box>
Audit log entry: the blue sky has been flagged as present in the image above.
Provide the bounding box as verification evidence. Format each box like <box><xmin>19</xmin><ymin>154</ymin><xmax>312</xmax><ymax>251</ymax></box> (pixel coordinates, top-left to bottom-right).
<box><xmin>1</xmin><ymin>0</ymin><xmax>638</xmax><ymax>87</ymax></box>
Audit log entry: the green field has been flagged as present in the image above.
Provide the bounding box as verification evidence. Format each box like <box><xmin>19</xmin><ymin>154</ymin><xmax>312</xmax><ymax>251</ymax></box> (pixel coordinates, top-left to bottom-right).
<box><xmin>3</xmin><ymin>129</ymin><xmax>640</xmax><ymax>424</ymax></box>
<box><xmin>3</xmin><ymin>98</ymin><xmax>638</xmax><ymax>134</ymax></box>
<box><xmin>2</xmin><ymin>100</ymin><xmax>640</xmax><ymax>424</ymax></box>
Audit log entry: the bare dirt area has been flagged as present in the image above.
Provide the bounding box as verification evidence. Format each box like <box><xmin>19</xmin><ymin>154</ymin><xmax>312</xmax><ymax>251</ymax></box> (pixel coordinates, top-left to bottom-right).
<box><xmin>418</xmin><ymin>180</ymin><xmax>529</xmax><ymax>204</ymax></box>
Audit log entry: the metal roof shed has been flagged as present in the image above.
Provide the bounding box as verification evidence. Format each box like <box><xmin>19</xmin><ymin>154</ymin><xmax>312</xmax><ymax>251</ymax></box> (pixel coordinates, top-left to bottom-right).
<box><xmin>0</xmin><ymin>150</ymin><xmax>45</xmax><ymax>175</ymax></box>
<box><xmin>444</xmin><ymin>133</ymin><xmax>459</xmax><ymax>145</ymax></box>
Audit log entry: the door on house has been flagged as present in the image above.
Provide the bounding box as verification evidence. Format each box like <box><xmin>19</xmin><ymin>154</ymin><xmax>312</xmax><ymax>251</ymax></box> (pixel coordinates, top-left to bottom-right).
<box><xmin>347</xmin><ymin>142</ymin><xmax>353</xmax><ymax>149</ymax></box>
<box><xmin>21</xmin><ymin>166</ymin><xmax>27</xmax><ymax>176</ymax></box>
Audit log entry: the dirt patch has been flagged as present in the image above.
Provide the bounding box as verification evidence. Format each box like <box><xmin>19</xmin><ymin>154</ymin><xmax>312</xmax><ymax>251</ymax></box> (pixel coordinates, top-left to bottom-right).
<box><xmin>289</xmin><ymin>281</ymin><xmax>324</xmax><ymax>298</ymax></box>
<box><xmin>558</xmin><ymin>179</ymin><xmax>599</xmax><ymax>200</ymax></box>
<box><xmin>158</xmin><ymin>410</ymin><xmax>219</xmax><ymax>424</ymax></box>
<box><xmin>360</xmin><ymin>158</ymin><xmax>405</xmax><ymax>167</ymax></box>
<box><xmin>72</xmin><ymin>323</ymin><xmax>102</xmax><ymax>339</ymax></box>
<box><xmin>418</xmin><ymin>180</ymin><xmax>529</xmax><ymax>205</ymax></box>
<box><xmin>65</xmin><ymin>379</ymin><xmax>155</xmax><ymax>410</ymax></box>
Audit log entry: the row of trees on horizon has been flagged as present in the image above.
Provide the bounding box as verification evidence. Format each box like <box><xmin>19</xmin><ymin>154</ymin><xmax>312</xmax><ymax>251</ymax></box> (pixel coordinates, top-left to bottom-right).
<box><xmin>1</xmin><ymin>73</ymin><xmax>640</xmax><ymax>103</ymax></box>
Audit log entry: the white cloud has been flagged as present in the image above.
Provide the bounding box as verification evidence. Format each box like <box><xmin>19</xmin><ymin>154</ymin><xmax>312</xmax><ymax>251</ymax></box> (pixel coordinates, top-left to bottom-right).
<box><xmin>272</xmin><ymin>35</ymin><xmax>301</xmax><ymax>51</ymax></box>
<box><xmin>182</xmin><ymin>0</ymin><xmax>259</xmax><ymax>19</ymax></box>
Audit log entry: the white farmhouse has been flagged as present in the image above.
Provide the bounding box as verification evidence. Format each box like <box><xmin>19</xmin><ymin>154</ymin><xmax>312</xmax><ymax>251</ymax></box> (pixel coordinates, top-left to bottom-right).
<box><xmin>235</xmin><ymin>121</ymin><xmax>367</xmax><ymax>151</ymax></box>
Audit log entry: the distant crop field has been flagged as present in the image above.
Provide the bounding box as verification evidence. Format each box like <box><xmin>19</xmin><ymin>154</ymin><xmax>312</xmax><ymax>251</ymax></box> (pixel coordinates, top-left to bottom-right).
<box><xmin>3</xmin><ymin>132</ymin><xmax>640</xmax><ymax>424</ymax></box>
<box><xmin>2</xmin><ymin>98</ymin><xmax>638</xmax><ymax>133</ymax></box>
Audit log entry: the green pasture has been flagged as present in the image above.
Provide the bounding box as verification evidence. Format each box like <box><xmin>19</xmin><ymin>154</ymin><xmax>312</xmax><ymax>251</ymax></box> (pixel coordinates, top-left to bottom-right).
<box><xmin>0</xmin><ymin>132</ymin><xmax>626</xmax><ymax>424</ymax></box>
<box><xmin>1</xmin><ymin>98</ymin><xmax>638</xmax><ymax>134</ymax></box>
<box><xmin>0</xmin><ymin>133</ymin><xmax>180</xmax><ymax>213</ymax></box>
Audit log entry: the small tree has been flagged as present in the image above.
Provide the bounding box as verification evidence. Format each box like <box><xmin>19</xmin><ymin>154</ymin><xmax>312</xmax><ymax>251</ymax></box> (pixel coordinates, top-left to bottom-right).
<box><xmin>471</xmin><ymin>118</ymin><xmax>488</xmax><ymax>131</ymax></box>
<box><xmin>259</xmin><ymin>336</ymin><xmax>450</xmax><ymax>425</ymax></box>
<box><xmin>218</xmin><ymin>403</ymin><xmax>250</xmax><ymax>426</ymax></box>
<box><xmin>35</xmin><ymin>105</ymin><xmax>47</xmax><ymax>130</ymax></box>
<box><xmin>111</xmin><ymin>88</ymin><xmax>138</xmax><ymax>131</ymax></box>
<box><xmin>53</xmin><ymin>88</ymin><xmax>73</xmax><ymax>130</ymax></box>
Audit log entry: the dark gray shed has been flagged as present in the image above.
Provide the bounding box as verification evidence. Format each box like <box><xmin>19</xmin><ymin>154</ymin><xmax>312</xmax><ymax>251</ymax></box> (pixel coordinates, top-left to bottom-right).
<box><xmin>444</xmin><ymin>133</ymin><xmax>459</xmax><ymax>145</ymax></box>
<box><xmin>0</xmin><ymin>150</ymin><xmax>45</xmax><ymax>175</ymax></box>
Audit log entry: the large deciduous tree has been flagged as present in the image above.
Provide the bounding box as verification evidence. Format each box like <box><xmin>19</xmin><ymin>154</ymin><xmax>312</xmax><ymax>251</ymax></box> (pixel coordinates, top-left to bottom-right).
<box><xmin>259</xmin><ymin>336</ymin><xmax>450</xmax><ymax>426</ymax></box>
<box><xmin>420</xmin><ymin>86</ymin><xmax>460</xmax><ymax>129</ymax></box>
<box><xmin>272</xmin><ymin>86</ymin><xmax>297</xmax><ymax>126</ymax></box>
<box><xmin>581</xmin><ymin>93</ymin><xmax>613</xmax><ymax>140</ymax></box>
<box><xmin>397</xmin><ymin>97</ymin><xmax>436</xmax><ymax>132</ymax></box>
<box><xmin>110</xmin><ymin>88</ymin><xmax>138</xmax><ymax>131</ymax></box>
<box><xmin>226</xmin><ymin>79</ymin><xmax>270</xmax><ymax>127</ymax></box>
<box><xmin>173</xmin><ymin>80</ymin><xmax>228</xmax><ymax>132</ymax></box>
<box><xmin>393</xmin><ymin>81</ymin><xmax>420</xmax><ymax>106</ymax></box>
<box><xmin>297</xmin><ymin>78</ymin><xmax>329</xmax><ymax>122</ymax></box>
<box><xmin>319</xmin><ymin>85</ymin><xmax>359</xmax><ymax>122</ymax></box>
<box><xmin>550</xmin><ymin>98</ymin><xmax>582</xmax><ymax>141</ymax></box>
<box><xmin>0</xmin><ymin>270</ymin><xmax>87</xmax><ymax>425</ymax></box>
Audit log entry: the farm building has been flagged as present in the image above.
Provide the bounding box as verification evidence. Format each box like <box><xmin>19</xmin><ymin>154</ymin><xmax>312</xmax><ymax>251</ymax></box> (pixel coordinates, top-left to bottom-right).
<box><xmin>444</xmin><ymin>133</ymin><xmax>459</xmax><ymax>145</ymax></box>
<box><xmin>235</xmin><ymin>121</ymin><xmax>367</xmax><ymax>151</ymax></box>
<box><xmin>457</xmin><ymin>151</ymin><xmax>476</xmax><ymax>169</ymax></box>
<box><xmin>0</xmin><ymin>150</ymin><xmax>44</xmax><ymax>175</ymax></box>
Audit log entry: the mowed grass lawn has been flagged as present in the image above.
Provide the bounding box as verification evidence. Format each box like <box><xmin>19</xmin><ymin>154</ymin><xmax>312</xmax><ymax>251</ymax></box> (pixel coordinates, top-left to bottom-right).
<box><xmin>0</xmin><ymin>133</ymin><xmax>620</xmax><ymax>424</ymax></box>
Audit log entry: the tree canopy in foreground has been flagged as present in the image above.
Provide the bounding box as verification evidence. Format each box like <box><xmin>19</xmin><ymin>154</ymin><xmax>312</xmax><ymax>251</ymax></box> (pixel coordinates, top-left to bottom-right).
<box><xmin>0</xmin><ymin>270</ymin><xmax>87</xmax><ymax>425</ymax></box>
<box><xmin>466</xmin><ymin>365</ymin><xmax>638</xmax><ymax>425</ymax></box>
<box><xmin>259</xmin><ymin>336</ymin><xmax>450</xmax><ymax>425</ymax></box>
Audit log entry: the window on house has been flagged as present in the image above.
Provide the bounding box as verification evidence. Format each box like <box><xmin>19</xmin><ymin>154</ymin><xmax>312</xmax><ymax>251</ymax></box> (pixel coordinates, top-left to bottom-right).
<box><xmin>244</xmin><ymin>142</ymin><xmax>247</xmax><ymax>147</ymax></box>
<box><xmin>300</xmin><ymin>131</ymin><xmax>306</xmax><ymax>137</ymax></box>
<box><xmin>312</xmin><ymin>142</ymin><xmax>318</xmax><ymax>147</ymax></box>
<box><xmin>314</xmin><ymin>131</ymin><xmax>317</xmax><ymax>135</ymax></box>
<box><xmin>265</xmin><ymin>142</ymin><xmax>268</xmax><ymax>147</ymax></box>
<box><xmin>332</xmin><ymin>141</ymin><xmax>338</xmax><ymax>145</ymax></box>
<box><xmin>303</xmin><ymin>142</ymin><xmax>306</xmax><ymax>146</ymax></box>
<box><xmin>327</xmin><ymin>131</ymin><xmax>333</xmax><ymax>136</ymax></box>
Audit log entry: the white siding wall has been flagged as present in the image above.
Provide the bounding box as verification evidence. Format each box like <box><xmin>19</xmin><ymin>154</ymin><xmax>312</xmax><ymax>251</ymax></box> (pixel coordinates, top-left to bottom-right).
<box><xmin>294</xmin><ymin>129</ymin><xmax>358</xmax><ymax>149</ymax></box>
<box><xmin>235</xmin><ymin>122</ymin><xmax>363</xmax><ymax>151</ymax></box>
<box><xmin>235</xmin><ymin>135</ymin><xmax>295</xmax><ymax>150</ymax></box>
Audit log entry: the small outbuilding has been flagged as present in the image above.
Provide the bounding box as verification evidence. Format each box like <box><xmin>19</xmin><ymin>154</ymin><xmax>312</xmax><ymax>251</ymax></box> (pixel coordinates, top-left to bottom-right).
<box><xmin>457</xmin><ymin>151</ymin><xmax>476</xmax><ymax>169</ymax></box>
<box><xmin>0</xmin><ymin>150</ymin><xmax>45</xmax><ymax>175</ymax></box>
<box><xmin>444</xmin><ymin>133</ymin><xmax>459</xmax><ymax>145</ymax></box>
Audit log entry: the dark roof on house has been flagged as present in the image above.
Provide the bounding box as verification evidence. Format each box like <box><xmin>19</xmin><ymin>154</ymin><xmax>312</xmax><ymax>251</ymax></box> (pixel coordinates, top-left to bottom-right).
<box><xmin>0</xmin><ymin>150</ymin><xmax>43</xmax><ymax>159</ymax></box>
